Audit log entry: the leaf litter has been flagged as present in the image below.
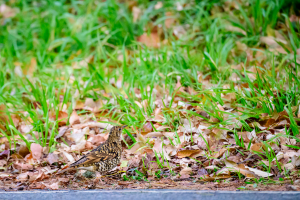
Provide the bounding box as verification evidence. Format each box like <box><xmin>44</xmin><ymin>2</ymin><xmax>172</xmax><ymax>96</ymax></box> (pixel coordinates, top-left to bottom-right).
<box><xmin>1</xmin><ymin>0</ymin><xmax>300</xmax><ymax>192</ymax></box>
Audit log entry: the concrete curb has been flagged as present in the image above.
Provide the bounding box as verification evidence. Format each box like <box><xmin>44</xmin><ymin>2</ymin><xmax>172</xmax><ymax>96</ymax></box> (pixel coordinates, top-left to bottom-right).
<box><xmin>1</xmin><ymin>190</ymin><xmax>300</xmax><ymax>200</ymax></box>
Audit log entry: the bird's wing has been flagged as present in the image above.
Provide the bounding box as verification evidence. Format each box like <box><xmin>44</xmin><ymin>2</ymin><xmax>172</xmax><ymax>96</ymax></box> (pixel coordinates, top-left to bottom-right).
<box><xmin>70</xmin><ymin>151</ymin><xmax>112</xmax><ymax>167</ymax></box>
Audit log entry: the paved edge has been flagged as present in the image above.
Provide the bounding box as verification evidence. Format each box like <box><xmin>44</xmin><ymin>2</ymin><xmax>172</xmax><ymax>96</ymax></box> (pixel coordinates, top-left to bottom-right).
<box><xmin>1</xmin><ymin>189</ymin><xmax>300</xmax><ymax>200</ymax></box>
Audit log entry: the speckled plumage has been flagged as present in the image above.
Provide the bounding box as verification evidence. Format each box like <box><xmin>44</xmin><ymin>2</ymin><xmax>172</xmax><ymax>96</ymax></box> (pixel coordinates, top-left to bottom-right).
<box><xmin>58</xmin><ymin>125</ymin><xmax>126</xmax><ymax>174</ymax></box>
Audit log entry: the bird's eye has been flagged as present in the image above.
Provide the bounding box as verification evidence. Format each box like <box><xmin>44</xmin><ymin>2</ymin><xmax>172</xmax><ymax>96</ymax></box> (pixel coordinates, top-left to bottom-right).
<box><xmin>119</xmin><ymin>128</ymin><xmax>121</xmax><ymax>131</ymax></box>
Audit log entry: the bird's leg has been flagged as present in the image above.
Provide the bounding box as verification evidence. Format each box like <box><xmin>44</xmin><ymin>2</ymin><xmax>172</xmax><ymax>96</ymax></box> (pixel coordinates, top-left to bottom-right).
<box><xmin>93</xmin><ymin>172</ymin><xmax>103</xmax><ymax>184</ymax></box>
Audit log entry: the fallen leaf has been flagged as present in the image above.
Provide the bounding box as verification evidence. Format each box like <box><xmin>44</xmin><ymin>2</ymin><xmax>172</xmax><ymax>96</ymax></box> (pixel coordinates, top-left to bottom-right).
<box><xmin>118</xmin><ymin>181</ymin><xmax>133</xmax><ymax>185</ymax></box>
<box><xmin>132</xmin><ymin>6</ymin><xmax>141</xmax><ymax>22</ymax></box>
<box><xmin>0</xmin><ymin>160</ymin><xmax>6</xmax><ymax>167</ymax></box>
<box><xmin>0</xmin><ymin>4</ymin><xmax>18</xmax><ymax>18</ymax></box>
<box><xmin>50</xmin><ymin>111</ymin><xmax>68</xmax><ymax>126</ymax></box>
<box><xmin>55</xmin><ymin>126</ymin><xmax>69</xmax><ymax>139</ymax></box>
<box><xmin>177</xmin><ymin>149</ymin><xmax>200</xmax><ymax>158</ymax></box>
<box><xmin>30</xmin><ymin>143</ymin><xmax>43</xmax><ymax>160</ymax></box>
<box><xmin>137</xmin><ymin>33</ymin><xmax>160</xmax><ymax>48</ymax></box>
<box><xmin>245</xmin><ymin>166</ymin><xmax>273</xmax><ymax>178</ymax></box>
<box><xmin>250</xmin><ymin>143</ymin><xmax>265</xmax><ymax>153</ymax></box>
<box><xmin>69</xmin><ymin>111</ymin><xmax>80</xmax><ymax>126</ymax></box>
<box><xmin>16</xmin><ymin>173</ymin><xmax>29</xmax><ymax>182</ymax></box>
<box><xmin>18</xmin><ymin>145</ymin><xmax>30</xmax><ymax>157</ymax></box>
<box><xmin>212</xmin><ymin>148</ymin><xmax>227</xmax><ymax>158</ymax></box>
<box><xmin>70</xmin><ymin>127</ymin><xmax>89</xmax><ymax>144</ymax></box>
<box><xmin>88</xmin><ymin>134</ymin><xmax>106</xmax><ymax>146</ymax></box>
<box><xmin>62</xmin><ymin>151</ymin><xmax>75</xmax><ymax>163</ymax></box>
<box><xmin>84</xmin><ymin>98</ymin><xmax>96</xmax><ymax>109</ymax></box>
<box><xmin>47</xmin><ymin>153</ymin><xmax>58</xmax><ymax>165</ymax></box>
<box><xmin>14</xmin><ymin>163</ymin><xmax>33</xmax><ymax>170</ymax></box>
<box><xmin>43</xmin><ymin>182</ymin><xmax>59</xmax><ymax>190</ymax></box>
<box><xmin>180</xmin><ymin>167</ymin><xmax>192</xmax><ymax>178</ymax></box>
<box><xmin>154</xmin><ymin>1</ymin><xmax>163</xmax><ymax>9</ymax></box>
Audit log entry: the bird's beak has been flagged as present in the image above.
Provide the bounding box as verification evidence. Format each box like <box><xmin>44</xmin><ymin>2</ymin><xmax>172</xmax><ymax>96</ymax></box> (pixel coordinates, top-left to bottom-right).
<box><xmin>122</xmin><ymin>125</ymin><xmax>128</xmax><ymax>129</ymax></box>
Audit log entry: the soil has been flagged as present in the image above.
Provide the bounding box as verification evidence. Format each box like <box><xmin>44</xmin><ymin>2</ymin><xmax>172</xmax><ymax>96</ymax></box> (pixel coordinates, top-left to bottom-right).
<box><xmin>1</xmin><ymin>174</ymin><xmax>300</xmax><ymax>192</ymax></box>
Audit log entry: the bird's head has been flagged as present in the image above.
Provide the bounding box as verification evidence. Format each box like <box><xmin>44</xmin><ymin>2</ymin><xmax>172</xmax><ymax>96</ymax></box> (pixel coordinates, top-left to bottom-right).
<box><xmin>109</xmin><ymin>125</ymin><xmax>127</xmax><ymax>139</ymax></box>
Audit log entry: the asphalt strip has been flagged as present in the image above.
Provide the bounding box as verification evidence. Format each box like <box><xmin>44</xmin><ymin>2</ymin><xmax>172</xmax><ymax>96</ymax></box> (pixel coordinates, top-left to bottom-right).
<box><xmin>1</xmin><ymin>189</ymin><xmax>300</xmax><ymax>200</ymax></box>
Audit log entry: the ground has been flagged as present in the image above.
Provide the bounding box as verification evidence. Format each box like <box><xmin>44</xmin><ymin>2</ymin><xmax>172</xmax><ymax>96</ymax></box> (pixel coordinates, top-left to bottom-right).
<box><xmin>0</xmin><ymin>0</ymin><xmax>300</xmax><ymax>191</ymax></box>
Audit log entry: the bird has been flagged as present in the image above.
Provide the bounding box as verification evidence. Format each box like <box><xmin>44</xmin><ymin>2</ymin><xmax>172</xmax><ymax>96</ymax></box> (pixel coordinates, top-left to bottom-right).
<box><xmin>57</xmin><ymin>125</ymin><xmax>127</xmax><ymax>177</ymax></box>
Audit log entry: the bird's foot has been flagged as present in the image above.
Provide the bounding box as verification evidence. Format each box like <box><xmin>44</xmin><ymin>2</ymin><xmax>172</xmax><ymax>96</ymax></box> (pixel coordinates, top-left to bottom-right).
<box><xmin>93</xmin><ymin>172</ymin><xmax>103</xmax><ymax>184</ymax></box>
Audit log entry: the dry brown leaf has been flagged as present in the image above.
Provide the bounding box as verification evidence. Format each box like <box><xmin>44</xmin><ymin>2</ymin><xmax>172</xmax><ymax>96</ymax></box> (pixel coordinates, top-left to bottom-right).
<box><xmin>75</xmin><ymin>100</ymin><xmax>85</xmax><ymax>110</ymax></box>
<box><xmin>212</xmin><ymin>148</ymin><xmax>227</xmax><ymax>158</ymax></box>
<box><xmin>154</xmin><ymin>1</ymin><xmax>163</xmax><ymax>9</ymax></box>
<box><xmin>250</xmin><ymin>143</ymin><xmax>265</xmax><ymax>153</ymax></box>
<box><xmin>137</xmin><ymin>33</ymin><xmax>160</xmax><ymax>48</ymax></box>
<box><xmin>70</xmin><ymin>140</ymin><xmax>86</xmax><ymax>151</ymax></box>
<box><xmin>88</xmin><ymin>134</ymin><xmax>106</xmax><ymax>146</ymax></box>
<box><xmin>47</xmin><ymin>153</ymin><xmax>58</xmax><ymax>165</ymax></box>
<box><xmin>14</xmin><ymin>163</ymin><xmax>33</xmax><ymax>170</ymax></box>
<box><xmin>0</xmin><ymin>104</ymin><xmax>9</xmax><ymax>124</ymax></box>
<box><xmin>18</xmin><ymin>145</ymin><xmax>30</xmax><ymax>157</ymax></box>
<box><xmin>24</xmin><ymin>57</ymin><xmax>37</xmax><ymax>76</ymax></box>
<box><xmin>16</xmin><ymin>173</ymin><xmax>29</xmax><ymax>182</ymax></box>
<box><xmin>179</xmin><ymin>167</ymin><xmax>192</xmax><ymax>178</ymax></box>
<box><xmin>72</xmin><ymin>122</ymin><xmax>113</xmax><ymax>130</ymax></box>
<box><xmin>62</xmin><ymin>151</ymin><xmax>75</xmax><ymax>163</ymax></box>
<box><xmin>55</xmin><ymin>126</ymin><xmax>69</xmax><ymax>139</ymax></box>
<box><xmin>43</xmin><ymin>182</ymin><xmax>59</xmax><ymax>190</ymax></box>
<box><xmin>177</xmin><ymin>149</ymin><xmax>200</xmax><ymax>158</ymax></box>
<box><xmin>69</xmin><ymin>110</ymin><xmax>80</xmax><ymax>126</ymax></box>
<box><xmin>50</xmin><ymin>111</ymin><xmax>68</xmax><ymax>126</ymax></box>
<box><xmin>30</xmin><ymin>143</ymin><xmax>43</xmax><ymax>160</ymax></box>
<box><xmin>70</xmin><ymin>127</ymin><xmax>89</xmax><ymax>144</ymax></box>
<box><xmin>0</xmin><ymin>4</ymin><xmax>18</xmax><ymax>18</ymax></box>
<box><xmin>132</xmin><ymin>6</ymin><xmax>141</xmax><ymax>22</ymax></box>
<box><xmin>225</xmin><ymin>160</ymin><xmax>256</xmax><ymax>178</ymax></box>
<box><xmin>165</xmin><ymin>12</ymin><xmax>176</xmax><ymax>28</ymax></box>
<box><xmin>199</xmin><ymin>174</ymin><xmax>232</xmax><ymax>181</ymax></box>
<box><xmin>84</xmin><ymin>98</ymin><xmax>96</xmax><ymax>109</ymax></box>
<box><xmin>0</xmin><ymin>160</ymin><xmax>6</xmax><ymax>167</ymax></box>
<box><xmin>246</xmin><ymin>166</ymin><xmax>273</xmax><ymax>177</ymax></box>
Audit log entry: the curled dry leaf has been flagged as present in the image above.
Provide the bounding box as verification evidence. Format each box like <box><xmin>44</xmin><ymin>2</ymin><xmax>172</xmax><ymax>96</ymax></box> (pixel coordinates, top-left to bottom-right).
<box><xmin>225</xmin><ymin>159</ymin><xmax>273</xmax><ymax>178</ymax></box>
<box><xmin>177</xmin><ymin>149</ymin><xmax>200</xmax><ymax>158</ymax></box>
<box><xmin>18</xmin><ymin>145</ymin><xmax>30</xmax><ymax>157</ymax></box>
<box><xmin>225</xmin><ymin>160</ymin><xmax>256</xmax><ymax>178</ymax></box>
<box><xmin>212</xmin><ymin>148</ymin><xmax>227</xmax><ymax>158</ymax></box>
<box><xmin>245</xmin><ymin>167</ymin><xmax>273</xmax><ymax>178</ymax></box>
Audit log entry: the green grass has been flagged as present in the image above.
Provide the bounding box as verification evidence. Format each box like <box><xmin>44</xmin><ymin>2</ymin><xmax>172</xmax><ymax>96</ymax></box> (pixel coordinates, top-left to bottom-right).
<box><xmin>0</xmin><ymin>0</ymin><xmax>300</xmax><ymax>182</ymax></box>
